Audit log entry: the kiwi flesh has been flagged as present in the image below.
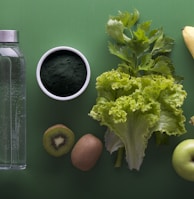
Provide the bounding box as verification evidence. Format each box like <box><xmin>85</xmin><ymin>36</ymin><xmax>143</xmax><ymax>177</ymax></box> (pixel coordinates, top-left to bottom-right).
<box><xmin>43</xmin><ymin>124</ymin><xmax>75</xmax><ymax>157</ymax></box>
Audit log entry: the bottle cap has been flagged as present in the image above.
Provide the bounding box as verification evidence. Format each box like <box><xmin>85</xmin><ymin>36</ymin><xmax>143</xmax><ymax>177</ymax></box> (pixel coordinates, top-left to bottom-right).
<box><xmin>0</xmin><ymin>30</ymin><xmax>18</xmax><ymax>43</ymax></box>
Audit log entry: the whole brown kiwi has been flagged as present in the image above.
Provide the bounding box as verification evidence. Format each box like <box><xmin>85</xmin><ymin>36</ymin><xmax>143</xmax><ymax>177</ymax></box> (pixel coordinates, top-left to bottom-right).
<box><xmin>71</xmin><ymin>133</ymin><xmax>103</xmax><ymax>171</ymax></box>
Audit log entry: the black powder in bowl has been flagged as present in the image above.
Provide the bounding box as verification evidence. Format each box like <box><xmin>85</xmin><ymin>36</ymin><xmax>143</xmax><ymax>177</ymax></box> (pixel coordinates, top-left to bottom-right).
<box><xmin>40</xmin><ymin>50</ymin><xmax>87</xmax><ymax>97</ymax></box>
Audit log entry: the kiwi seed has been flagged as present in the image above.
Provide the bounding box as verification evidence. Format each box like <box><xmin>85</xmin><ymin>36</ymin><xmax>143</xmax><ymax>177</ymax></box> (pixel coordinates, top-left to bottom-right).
<box><xmin>43</xmin><ymin>124</ymin><xmax>75</xmax><ymax>157</ymax></box>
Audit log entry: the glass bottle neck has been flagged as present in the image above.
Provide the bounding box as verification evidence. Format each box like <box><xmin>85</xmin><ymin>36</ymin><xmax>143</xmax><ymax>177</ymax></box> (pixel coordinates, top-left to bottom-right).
<box><xmin>0</xmin><ymin>42</ymin><xmax>19</xmax><ymax>48</ymax></box>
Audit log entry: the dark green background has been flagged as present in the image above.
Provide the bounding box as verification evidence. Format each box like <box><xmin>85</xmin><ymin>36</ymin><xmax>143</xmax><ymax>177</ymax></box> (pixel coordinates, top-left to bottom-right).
<box><xmin>1</xmin><ymin>0</ymin><xmax>194</xmax><ymax>198</ymax></box>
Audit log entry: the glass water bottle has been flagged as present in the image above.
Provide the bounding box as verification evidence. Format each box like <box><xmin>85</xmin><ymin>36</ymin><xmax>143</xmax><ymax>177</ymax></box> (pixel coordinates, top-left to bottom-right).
<box><xmin>0</xmin><ymin>30</ymin><xmax>26</xmax><ymax>170</ymax></box>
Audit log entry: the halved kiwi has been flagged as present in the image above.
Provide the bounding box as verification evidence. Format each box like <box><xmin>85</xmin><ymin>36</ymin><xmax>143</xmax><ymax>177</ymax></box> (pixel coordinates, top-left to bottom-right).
<box><xmin>43</xmin><ymin>124</ymin><xmax>75</xmax><ymax>157</ymax></box>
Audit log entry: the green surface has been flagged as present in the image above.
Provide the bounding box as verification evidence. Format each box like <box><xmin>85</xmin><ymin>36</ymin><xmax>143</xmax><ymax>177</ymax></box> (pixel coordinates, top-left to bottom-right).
<box><xmin>1</xmin><ymin>0</ymin><xmax>194</xmax><ymax>198</ymax></box>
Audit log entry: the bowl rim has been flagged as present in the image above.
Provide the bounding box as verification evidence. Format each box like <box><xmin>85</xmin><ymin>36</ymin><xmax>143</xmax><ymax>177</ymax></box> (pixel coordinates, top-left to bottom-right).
<box><xmin>36</xmin><ymin>46</ymin><xmax>91</xmax><ymax>101</ymax></box>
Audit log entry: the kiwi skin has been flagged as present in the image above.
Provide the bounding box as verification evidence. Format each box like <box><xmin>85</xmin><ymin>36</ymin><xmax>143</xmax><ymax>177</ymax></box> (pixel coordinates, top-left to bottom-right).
<box><xmin>71</xmin><ymin>133</ymin><xmax>103</xmax><ymax>171</ymax></box>
<box><xmin>43</xmin><ymin>124</ymin><xmax>75</xmax><ymax>157</ymax></box>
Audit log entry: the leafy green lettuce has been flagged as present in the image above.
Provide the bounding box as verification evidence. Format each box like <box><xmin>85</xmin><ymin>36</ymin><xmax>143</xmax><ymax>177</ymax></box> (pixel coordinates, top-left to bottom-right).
<box><xmin>89</xmin><ymin>9</ymin><xmax>187</xmax><ymax>170</ymax></box>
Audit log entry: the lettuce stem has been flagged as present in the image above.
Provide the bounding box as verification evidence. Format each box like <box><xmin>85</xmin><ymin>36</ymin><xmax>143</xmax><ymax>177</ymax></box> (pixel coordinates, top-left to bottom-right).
<box><xmin>114</xmin><ymin>147</ymin><xmax>125</xmax><ymax>168</ymax></box>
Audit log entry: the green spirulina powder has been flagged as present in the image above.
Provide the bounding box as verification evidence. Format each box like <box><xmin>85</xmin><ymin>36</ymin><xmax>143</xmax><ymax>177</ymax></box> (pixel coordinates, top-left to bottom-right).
<box><xmin>40</xmin><ymin>50</ymin><xmax>87</xmax><ymax>97</ymax></box>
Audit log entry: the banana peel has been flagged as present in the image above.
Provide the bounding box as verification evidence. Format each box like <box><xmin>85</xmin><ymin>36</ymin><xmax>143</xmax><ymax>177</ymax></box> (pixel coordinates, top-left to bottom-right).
<box><xmin>182</xmin><ymin>26</ymin><xmax>194</xmax><ymax>58</ymax></box>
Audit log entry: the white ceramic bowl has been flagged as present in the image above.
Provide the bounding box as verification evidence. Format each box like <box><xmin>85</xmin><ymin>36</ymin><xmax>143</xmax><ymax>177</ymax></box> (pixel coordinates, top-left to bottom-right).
<box><xmin>36</xmin><ymin>46</ymin><xmax>91</xmax><ymax>101</ymax></box>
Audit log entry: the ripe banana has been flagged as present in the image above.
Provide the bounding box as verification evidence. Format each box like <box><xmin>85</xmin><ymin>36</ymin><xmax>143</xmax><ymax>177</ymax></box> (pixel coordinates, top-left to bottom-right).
<box><xmin>182</xmin><ymin>26</ymin><xmax>194</xmax><ymax>58</ymax></box>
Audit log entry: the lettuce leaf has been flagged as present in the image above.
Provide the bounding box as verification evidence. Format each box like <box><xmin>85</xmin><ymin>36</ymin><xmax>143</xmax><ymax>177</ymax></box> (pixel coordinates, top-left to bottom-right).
<box><xmin>89</xmin><ymin>71</ymin><xmax>186</xmax><ymax>170</ymax></box>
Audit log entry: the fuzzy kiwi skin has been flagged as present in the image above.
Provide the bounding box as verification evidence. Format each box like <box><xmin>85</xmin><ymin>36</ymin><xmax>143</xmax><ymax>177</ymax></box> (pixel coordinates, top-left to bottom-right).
<box><xmin>71</xmin><ymin>134</ymin><xmax>103</xmax><ymax>171</ymax></box>
<box><xmin>43</xmin><ymin>124</ymin><xmax>75</xmax><ymax>157</ymax></box>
